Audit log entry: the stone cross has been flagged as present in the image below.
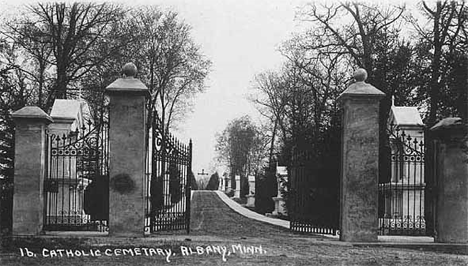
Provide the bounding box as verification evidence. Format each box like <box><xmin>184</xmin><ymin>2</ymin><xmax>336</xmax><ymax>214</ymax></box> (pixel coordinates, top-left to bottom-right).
<box><xmin>197</xmin><ymin>169</ymin><xmax>209</xmax><ymax>189</ymax></box>
<box><xmin>197</xmin><ymin>169</ymin><xmax>209</xmax><ymax>176</ymax></box>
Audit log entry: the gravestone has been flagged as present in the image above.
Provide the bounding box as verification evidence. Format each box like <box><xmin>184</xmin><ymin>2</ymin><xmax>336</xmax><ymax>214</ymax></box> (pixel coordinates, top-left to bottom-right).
<box><xmin>246</xmin><ymin>175</ymin><xmax>256</xmax><ymax>207</ymax></box>
<box><xmin>218</xmin><ymin>175</ymin><xmax>224</xmax><ymax>191</ymax></box>
<box><xmin>227</xmin><ymin>174</ymin><xmax>232</xmax><ymax>190</ymax></box>
<box><xmin>234</xmin><ymin>175</ymin><xmax>241</xmax><ymax>198</ymax></box>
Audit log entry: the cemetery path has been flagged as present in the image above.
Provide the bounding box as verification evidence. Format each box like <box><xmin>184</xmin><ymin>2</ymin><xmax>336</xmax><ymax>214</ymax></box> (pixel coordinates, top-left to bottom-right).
<box><xmin>189</xmin><ymin>191</ymin><xmax>294</xmax><ymax>239</ymax></box>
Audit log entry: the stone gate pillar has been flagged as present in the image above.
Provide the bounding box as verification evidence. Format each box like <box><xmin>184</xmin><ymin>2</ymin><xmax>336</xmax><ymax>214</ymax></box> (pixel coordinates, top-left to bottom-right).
<box><xmin>431</xmin><ymin>118</ymin><xmax>468</xmax><ymax>243</ymax></box>
<box><xmin>12</xmin><ymin>106</ymin><xmax>53</xmax><ymax>235</ymax></box>
<box><xmin>106</xmin><ymin>63</ymin><xmax>149</xmax><ymax>237</ymax></box>
<box><xmin>337</xmin><ymin>69</ymin><xmax>385</xmax><ymax>242</ymax></box>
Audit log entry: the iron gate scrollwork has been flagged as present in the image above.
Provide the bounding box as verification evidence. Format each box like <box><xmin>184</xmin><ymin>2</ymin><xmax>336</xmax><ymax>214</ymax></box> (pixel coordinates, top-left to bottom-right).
<box><xmin>378</xmin><ymin>125</ymin><xmax>435</xmax><ymax>236</ymax></box>
<box><xmin>145</xmin><ymin>110</ymin><xmax>192</xmax><ymax>234</ymax></box>
<box><xmin>44</xmin><ymin>120</ymin><xmax>109</xmax><ymax>232</ymax></box>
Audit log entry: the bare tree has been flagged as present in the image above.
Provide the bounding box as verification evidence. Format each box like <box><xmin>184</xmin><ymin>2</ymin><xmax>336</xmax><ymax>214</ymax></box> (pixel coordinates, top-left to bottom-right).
<box><xmin>4</xmin><ymin>2</ymin><xmax>126</xmax><ymax>110</ymax></box>
<box><xmin>411</xmin><ymin>0</ymin><xmax>468</xmax><ymax>125</ymax></box>
<box><xmin>131</xmin><ymin>7</ymin><xmax>211</xmax><ymax>133</ymax></box>
<box><xmin>252</xmin><ymin>50</ymin><xmax>347</xmax><ymax>165</ymax></box>
<box><xmin>251</xmin><ymin>70</ymin><xmax>289</xmax><ymax>163</ymax></box>
<box><xmin>292</xmin><ymin>2</ymin><xmax>414</xmax><ymax>183</ymax></box>
<box><xmin>215</xmin><ymin>116</ymin><xmax>268</xmax><ymax>196</ymax></box>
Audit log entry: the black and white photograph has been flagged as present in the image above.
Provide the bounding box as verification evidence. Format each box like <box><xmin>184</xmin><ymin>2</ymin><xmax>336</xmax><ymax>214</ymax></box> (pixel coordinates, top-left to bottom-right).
<box><xmin>1</xmin><ymin>0</ymin><xmax>468</xmax><ymax>265</ymax></box>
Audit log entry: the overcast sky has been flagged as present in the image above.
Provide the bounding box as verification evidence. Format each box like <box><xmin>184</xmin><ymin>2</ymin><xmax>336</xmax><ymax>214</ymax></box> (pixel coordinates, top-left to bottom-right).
<box><xmin>148</xmin><ymin>0</ymin><xmax>413</xmax><ymax>176</ymax></box>
<box><xmin>1</xmin><ymin>0</ymin><xmax>418</xmax><ymax>178</ymax></box>
<box><xmin>151</xmin><ymin>0</ymin><xmax>308</xmax><ymax>176</ymax></box>
<box><xmin>165</xmin><ymin>0</ymin><xmax>418</xmax><ymax>177</ymax></box>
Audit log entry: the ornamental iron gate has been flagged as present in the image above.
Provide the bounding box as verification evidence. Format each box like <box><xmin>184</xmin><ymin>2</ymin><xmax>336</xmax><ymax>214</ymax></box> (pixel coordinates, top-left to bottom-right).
<box><xmin>44</xmin><ymin>120</ymin><xmax>109</xmax><ymax>232</ymax></box>
<box><xmin>289</xmin><ymin>150</ymin><xmax>340</xmax><ymax>235</ymax></box>
<box><xmin>145</xmin><ymin>111</ymin><xmax>192</xmax><ymax>234</ymax></box>
<box><xmin>378</xmin><ymin>125</ymin><xmax>435</xmax><ymax>236</ymax></box>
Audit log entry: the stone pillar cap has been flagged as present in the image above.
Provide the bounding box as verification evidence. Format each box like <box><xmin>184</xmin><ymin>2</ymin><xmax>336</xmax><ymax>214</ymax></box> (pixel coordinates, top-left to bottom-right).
<box><xmin>11</xmin><ymin>106</ymin><xmax>53</xmax><ymax>123</ymax></box>
<box><xmin>105</xmin><ymin>63</ymin><xmax>149</xmax><ymax>96</ymax></box>
<box><xmin>430</xmin><ymin>117</ymin><xmax>464</xmax><ymax>131</ymax></box>
<box><xmin>337</xmin><ymin>68</ymin><xmax>385</xmax><ymax>101</ymax></box>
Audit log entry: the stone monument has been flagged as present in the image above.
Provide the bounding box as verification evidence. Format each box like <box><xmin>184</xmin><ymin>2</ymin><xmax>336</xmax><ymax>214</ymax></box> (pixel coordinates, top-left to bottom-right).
<box><xmin>234</xmin><ymin>175</ymin><xmax>241</xmax><ymax>198</ymax></box>
<box><xmin>246</xmin><ymin>175</ymin><xmax>256</xmax><ymax>207</ymax></box>
<box><xmin>218</xmin><ymin>175</ymin><xmax>225</xmax><ymax>191</ymax></box>
<box><xmin>272</xmin><ymin>166</ymin><xmax>288</xmax><ymax>216</ymax></box>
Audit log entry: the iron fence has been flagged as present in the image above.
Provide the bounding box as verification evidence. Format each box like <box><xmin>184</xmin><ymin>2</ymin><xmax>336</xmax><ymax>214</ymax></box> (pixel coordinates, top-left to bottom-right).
<box><xmin>44</xmin><ymin>120</ymin><xmax>109</xmax><ymax>232</ymax></box>
<box><xmin>289</xmin><ymin>150</ymin><xmax>340</xmax><ymax>235</ymax></box>
<box><xmin>378</xmin><ymin>125</ymin><xmax>434</xmax><ymax>236</ymax></box>
<box><xmin>145</xmin><ymin>110</ymin><xmax>192</xmax><ymax>234</ymax></box>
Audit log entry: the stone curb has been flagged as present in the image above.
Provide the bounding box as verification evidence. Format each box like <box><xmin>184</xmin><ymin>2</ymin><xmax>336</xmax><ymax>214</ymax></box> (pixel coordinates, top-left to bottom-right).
<box><xmin>214</xmin><ymin>191</ymin><xmax>290</xmax><ymax>229</ymax></box>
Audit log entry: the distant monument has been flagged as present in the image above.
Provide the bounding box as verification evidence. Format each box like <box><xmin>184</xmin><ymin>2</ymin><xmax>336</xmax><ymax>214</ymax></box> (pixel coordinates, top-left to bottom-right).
<box><xmin>272</xmin><ymin>166</ymin><xmax>288</xmax><ymax>216</ymax></box>
<box><xmin>234</xmin><ymin>175</ymin><xmax>241</xmax><ymax>198</ymax></box>
<box><xmin>246</xmin><ymin>175</ymin><xmax>256</xmax><ymax>207</ymax></box>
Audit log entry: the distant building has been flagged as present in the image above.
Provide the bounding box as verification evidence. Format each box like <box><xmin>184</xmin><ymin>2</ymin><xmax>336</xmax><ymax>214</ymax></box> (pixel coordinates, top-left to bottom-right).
<box><xmin>49</xmin><ymin>99</ymin><xmax>92</xmax><ymax>134</ymax></box>
<box><xmin>388</xmin><ymin>105</ymin><xmax>424</xmax><ymax>140</ymax></box>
